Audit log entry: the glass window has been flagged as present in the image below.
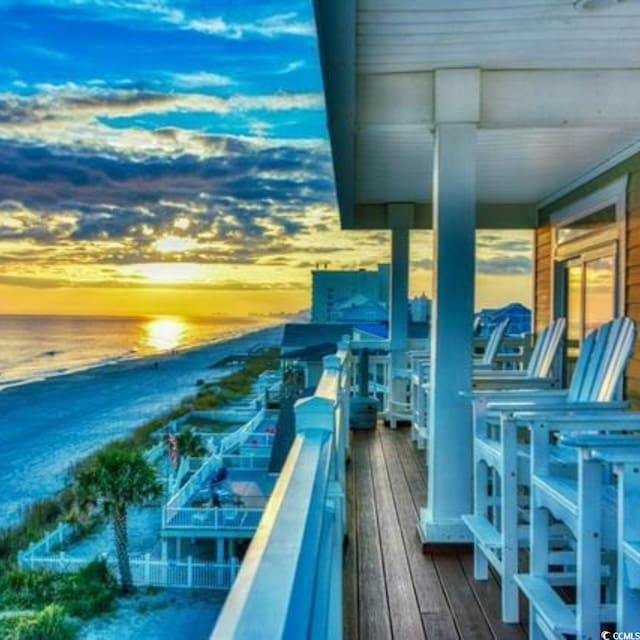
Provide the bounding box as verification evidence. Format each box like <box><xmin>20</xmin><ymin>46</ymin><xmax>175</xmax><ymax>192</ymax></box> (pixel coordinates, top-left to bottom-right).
<box><xmin>584</xmin><ymin>255</ymin><xmax>615</xmax><ymax>335</ymax></box>
<box><xmin>566</xmin><ymin>263</ymin><xmax>583</xmax><ymax>361</ymax></box>
<box><xmin>557</xmin><ymin>204</ymin><xmax>616</xmax><ymax>244</ymax></box>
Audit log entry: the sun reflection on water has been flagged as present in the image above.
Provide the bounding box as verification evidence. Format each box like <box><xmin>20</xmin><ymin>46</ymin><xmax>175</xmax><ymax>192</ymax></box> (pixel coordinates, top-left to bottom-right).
<box><xmin>143</xmin><ymin>317</ymin><xmax>188</xmax><ymax>353</ymax></box>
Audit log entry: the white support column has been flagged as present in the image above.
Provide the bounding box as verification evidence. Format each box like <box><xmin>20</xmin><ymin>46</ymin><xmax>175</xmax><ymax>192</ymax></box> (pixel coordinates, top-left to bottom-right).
<box><xmin>421</xmin><ymin>69</ymin><xmax>479</xmax><ymax>544</ymax></box>
<box><xmin>388</xmin><ymin>204</ymin><xmax>412</xmax><ymax>428</ymax></box>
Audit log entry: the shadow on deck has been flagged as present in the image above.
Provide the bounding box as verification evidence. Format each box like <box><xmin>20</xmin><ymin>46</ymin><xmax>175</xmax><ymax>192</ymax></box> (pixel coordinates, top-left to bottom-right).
<box><xmin>345</xmin><ymin>425</ymin><xmax>527</xmax><ymax>640</ymax></box>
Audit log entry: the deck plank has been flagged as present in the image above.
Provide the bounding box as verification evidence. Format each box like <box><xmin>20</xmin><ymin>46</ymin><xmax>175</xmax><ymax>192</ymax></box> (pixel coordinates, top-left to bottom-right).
<box><xmin>434</xmin><ymin>554</ymin><xmax>494</xmax><ymax>640</ymax></box>
<box><xmin>460</xmin><ymin>554</ymin><xmax>527</xmax><ymax>640</ymax></box>
<box><xmin>378</xmin><ymin>427</ymin><xmax>459</xmax><ymax>639</ymax></box>
<box><xmin>368</xmin><ymin>432</ymin><xmax>426</xmax><ymax>640</ymax></box>
<box><xmin>391</xmin><ymin>427</ymin><xmax>428</xmax><ymax>512</ymax></box>
<box><xmin>353</xmin><ymin>431</ymin><xmax>392</xmax><ymax>640</ymax></box>
<box><xmin>345</xmin><ymin>426</ymin><xmax>524</xmax><ymax>640</ymax></box>
<box><xmin>344</xmin><ymin>433</ymin><xmax>358</xmax><ymax>640</ymax></box>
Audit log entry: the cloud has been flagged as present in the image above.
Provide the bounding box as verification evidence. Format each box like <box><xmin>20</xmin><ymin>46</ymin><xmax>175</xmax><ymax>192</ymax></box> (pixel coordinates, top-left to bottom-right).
<box><xmin>24</xmin><ymin>2</ymin><xmax>315</xmax><ymax>40</ymax></box>
<box><xmin>0</xmin><ymin>85</ymin><xmax>322</xmax><ymax>126</ymax></box>
<box><xmin>170</xmin><ymin>71</ymin><xmax>234</xmax><ymax>89</ymax></box>
<box><xmin>276</xmin><ymin>60</ymin><xmax>305</xmax><ymax>75</ymax></box>
<box><xmin>477</xmin><ymin>255</ymin><xmax>532</xmax><ymax>275</ymax></box>
<box><xmin>173</xmin><ymin>12</ymin><xmax>315</xmax><ymax>40</ymax></box>
<box><xmin>0</xmin><ymin>135</ymin><xmax>336</xmax><ymax>268</ymax></box>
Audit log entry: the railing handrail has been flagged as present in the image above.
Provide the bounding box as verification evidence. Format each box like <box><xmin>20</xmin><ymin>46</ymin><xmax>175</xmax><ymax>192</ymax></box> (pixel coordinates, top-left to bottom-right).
<box><xmin>212</xmin><ymin>339</ymin><xmax>350</xmax><ymax>640</ymax></box>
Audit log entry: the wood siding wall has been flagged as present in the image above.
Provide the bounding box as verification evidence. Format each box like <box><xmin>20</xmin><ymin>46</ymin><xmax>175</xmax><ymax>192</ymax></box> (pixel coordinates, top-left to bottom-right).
<box><xmin>625</xmin><ymin>177</ymin><xmax>640</xmax><ymax>405</ymax></box>
<box><xmin>534</xmin><ymin>225</ymin><xmax>551</xmax><ymax>335</ymax></box>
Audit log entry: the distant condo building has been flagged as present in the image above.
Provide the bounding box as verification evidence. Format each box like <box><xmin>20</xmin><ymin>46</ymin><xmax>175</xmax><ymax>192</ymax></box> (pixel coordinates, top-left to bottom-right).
<box><xmin>311</xmin><ymin>263</ymin><xmax>390</xmax><ymax>322</ymax></box>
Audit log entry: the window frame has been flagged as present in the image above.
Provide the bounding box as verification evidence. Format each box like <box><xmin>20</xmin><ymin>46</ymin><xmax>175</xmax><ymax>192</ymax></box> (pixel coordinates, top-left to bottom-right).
<box><xmin>550</xmin><ymin>175</ymin><xmax>628</xmax><ymax>321</ymax></box>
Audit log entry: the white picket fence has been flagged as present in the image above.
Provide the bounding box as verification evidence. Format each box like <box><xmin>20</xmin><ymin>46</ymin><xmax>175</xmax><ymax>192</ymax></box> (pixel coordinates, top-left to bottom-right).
<box><xmin>19</xmin><ymin>551</ymin><xmax>239</xmax><ymax>590</ymax></box>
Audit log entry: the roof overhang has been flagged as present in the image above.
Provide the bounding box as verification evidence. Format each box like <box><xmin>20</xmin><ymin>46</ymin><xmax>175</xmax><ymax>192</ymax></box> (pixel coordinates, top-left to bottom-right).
<box><xmin>313</xmin><ymin>0</ymin><xmax>640</xmax><ymax>230</ymax></box>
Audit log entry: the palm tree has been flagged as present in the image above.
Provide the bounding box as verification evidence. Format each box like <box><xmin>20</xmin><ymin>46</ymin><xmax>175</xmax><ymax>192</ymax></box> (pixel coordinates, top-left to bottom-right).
<box><xmin>175</xmin><ymin>428</ymin><xmax>207</xmax><ymax>459</ymax></box>
<box><xmin>75</xmin><ymin>447</ymin><xmax>161</xmax><ymax>592</ymax></box>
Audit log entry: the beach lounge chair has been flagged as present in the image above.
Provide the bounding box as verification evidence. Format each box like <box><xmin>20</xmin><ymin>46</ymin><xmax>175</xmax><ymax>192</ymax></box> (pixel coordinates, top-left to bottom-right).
<box><xmin>463</xmin><ymin>316</ymin><xmax>636</xmax><ymax>623</ymax></box>
<box><xmin>516</xmin><ymin>429</ymin><xmax>640</xmax><ymax>638</ymax></box>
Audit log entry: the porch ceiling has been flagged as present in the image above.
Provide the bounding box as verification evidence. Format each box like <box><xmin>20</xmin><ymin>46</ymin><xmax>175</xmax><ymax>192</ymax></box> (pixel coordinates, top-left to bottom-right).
<box><xmin>314</xmin><ymin>0</ymin><xmax>640</xmax><ymax>229</ymax></box>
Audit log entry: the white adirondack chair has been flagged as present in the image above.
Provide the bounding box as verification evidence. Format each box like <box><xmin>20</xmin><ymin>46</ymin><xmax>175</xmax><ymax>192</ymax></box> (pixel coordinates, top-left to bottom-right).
<box><xmin>463</xmin><ymin>316</ymin><xmax>636</xmax><ymax>624</ymax></box>
<box><xmin>411</xmin><ymin>318</ymin><xmax>565</xmax><ymax>448</ymax></box>
<box><xmin>516</xmin><ymin>429</ymin><xmax>640</xmax><ymax>639</ymax></box>
<box><xmin>472</xmin><ymin>317</ymin><xmax>566</xmax><ymax>389</ymax></box>
<box><xmin>410</xmin><ymin>318</ymin><xmax>512</xmax><ymax>446</ymax></box>
<box><xmin>474</xmin><ymin>317</ymin><xmax>512</xmax><ymax>369</ymax></box>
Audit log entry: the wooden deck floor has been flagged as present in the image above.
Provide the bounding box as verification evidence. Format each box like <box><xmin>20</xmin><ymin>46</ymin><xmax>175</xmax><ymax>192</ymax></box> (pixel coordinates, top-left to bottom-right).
<box><xmin>344</xmin><ymin>425</ymin><xmax>527</xmax><ymax>640</ymax></box>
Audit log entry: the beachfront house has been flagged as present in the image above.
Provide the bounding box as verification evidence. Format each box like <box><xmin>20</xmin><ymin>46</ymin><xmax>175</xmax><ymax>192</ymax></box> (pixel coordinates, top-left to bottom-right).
<box><xmin>212</xmin><ymin>3</ymin><xmax>640</xmax><ymax>638</ymax></box>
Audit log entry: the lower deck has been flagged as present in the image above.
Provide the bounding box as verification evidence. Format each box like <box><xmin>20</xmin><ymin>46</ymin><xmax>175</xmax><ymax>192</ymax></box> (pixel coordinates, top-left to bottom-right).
<box><xmin>345</xmin><ymin>425</ymin><xmax>528</xmax><ymax>640</ymax></box>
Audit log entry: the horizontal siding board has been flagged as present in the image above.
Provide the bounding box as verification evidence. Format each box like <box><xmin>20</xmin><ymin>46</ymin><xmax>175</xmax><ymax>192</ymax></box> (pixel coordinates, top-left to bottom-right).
<box><xmin>627</xmin><ymin>266</ymin><xmax>640</xmax><ymax>286</ymax></box>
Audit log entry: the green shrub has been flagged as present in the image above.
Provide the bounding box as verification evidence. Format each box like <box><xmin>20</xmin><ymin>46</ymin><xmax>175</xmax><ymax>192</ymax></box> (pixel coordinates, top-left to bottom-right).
<box><xmin>0</xmin><ymin>561</ymin><xmax>117</xmax><ymax>619</ymax></box>
<box><xmin>11</xmin><ymin>605</ymin><xmax>77</xmax><ymax>640</ymax></box>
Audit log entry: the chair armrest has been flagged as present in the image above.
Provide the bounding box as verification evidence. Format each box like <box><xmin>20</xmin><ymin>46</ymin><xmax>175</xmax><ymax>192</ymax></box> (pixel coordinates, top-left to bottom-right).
<box><xmin>472</xmin><ymin>377</ymin><xmax>554</xmax><ymax>391</ymax></box>
<box><xmin>513</xmin><ymin>405</ymin><xmax>635</xmax><ymax>428</ymax></box>
<box><xmin>473</xmin><ymin>370</ymin><xmax>529</xmax><ymax>379</ymax></box>
<box><xmin>461</xmin><ymin>388</ymin><xmax>566</xmax><ymax>400</ymax></box>
<box><xmin>472</xmin><ymin>362</ymin><xmax>497</xmax><ymax>371</ymax></box>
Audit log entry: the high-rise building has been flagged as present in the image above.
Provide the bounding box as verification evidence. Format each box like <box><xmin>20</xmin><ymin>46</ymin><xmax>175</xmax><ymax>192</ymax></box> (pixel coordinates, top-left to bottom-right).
<box><xmin>310</xmin><ymin>264</ymin><xmax>390</xmax><ymax>322</ymax></box>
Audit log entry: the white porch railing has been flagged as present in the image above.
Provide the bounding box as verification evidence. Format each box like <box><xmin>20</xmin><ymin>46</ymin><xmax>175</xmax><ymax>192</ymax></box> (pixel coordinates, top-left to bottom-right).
<box><xmin>211</xmin><ymin>338</ymin><xmax>351</xmax><ymax>640</ymax></box>
<box><xmin>217</xmin><ymin>408</ymin><xmax>267</xmax><ymax>455</ymax></box>
<box><xmin>144</xmin><ymin>441</ymin><xmax>165</xmax><ymax>464</ymax></box>
<box><xmin>163</xmin><ymin>507</ymin><xmax>264</xmax><ymax>531</ymax></box>
<box><xmin>17</xmin><ymin>522</ymin><xmax>75</xmax><ymax>563</ymax></box>
<box><xmin>220</xmin><ymin>453</ymin><xmax>270</xmax><ymax>471</ymax></box>
<box><xmin>163</xmin><ymin>453</ymin><xmax>223</xmax><ymax>524</ymax></box>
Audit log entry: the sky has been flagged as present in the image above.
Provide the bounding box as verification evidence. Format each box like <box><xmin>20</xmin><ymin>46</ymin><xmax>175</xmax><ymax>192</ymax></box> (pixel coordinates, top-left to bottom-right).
<box><xmin>0</xmin><ymin>0</ymin><xmax>532</xmax><ymax>318</ymax></box>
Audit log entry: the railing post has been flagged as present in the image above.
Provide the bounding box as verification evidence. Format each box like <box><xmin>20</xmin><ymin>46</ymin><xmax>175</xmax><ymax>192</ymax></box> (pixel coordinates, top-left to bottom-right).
<box><xmin>144</xmin><ymin>552</ymin><xmax>151</xmax><ymax>585</ymax></box>
<box><xmin>187</xmin><ymin>555</ymin><xmax>193</xmax><ymax>588</ymax></box>
<box><xmin>230</xmin><ymin>556</ymin><xmax>239</xmax><ymax>584</ymax></box>
<box><xmin>326</xmin><ymin>481</ymin><xmax>344</xmax><ymax>640</ymax></box>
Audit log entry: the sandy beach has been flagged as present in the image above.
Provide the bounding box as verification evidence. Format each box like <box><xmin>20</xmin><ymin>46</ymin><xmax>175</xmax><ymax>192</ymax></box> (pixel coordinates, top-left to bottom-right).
<box><xmin>0</xmin><ymin>324</ymin><xmax>283</xmax><ymax>528</ymax></box>
<box><xmin>80</xmin><ymin>589</ymin><xmax>226</xmax><ymax>640</ymax></box>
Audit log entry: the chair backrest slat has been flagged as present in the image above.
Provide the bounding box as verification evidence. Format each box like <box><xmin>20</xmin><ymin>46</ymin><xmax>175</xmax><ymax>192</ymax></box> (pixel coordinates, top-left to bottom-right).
<box><xmin>526</xmin><ymin>317</ymin><xmax>566</xmax><ymax>379</ymax></box>
<box><xmin>481</xmin><ymin>318</ymin><xmax>510</xmax><ymax>366</ymax></box>
<box><xmin>525</xmin><ymin>325</ymin><xmax>550</xmax><ymax>377</ymax></box>
<box><xmin>567</xmin><ymin>317</ymin><xmax>636</xmax><ymax>403</ymax></box>
<box><xmin>577</xmin><ymin>321</ymin><xmax>613</xmax><ymax>401</ymax></box>
<box><xmin>592</xmin><ymin>317</ymin><xmax>636</xmax><ymax>402</ymax></box>
<box><xmin>567</xmin><ymin>329</ymin><xmax>597</xmax><ymax>403</ymax></box>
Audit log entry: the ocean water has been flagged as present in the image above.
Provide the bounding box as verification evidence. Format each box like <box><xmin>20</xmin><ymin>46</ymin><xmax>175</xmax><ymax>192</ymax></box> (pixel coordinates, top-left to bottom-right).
<box><xmin>0</xmin><ymin>314</ymin><xmax>270</xmax><ymax>390</ymax></box>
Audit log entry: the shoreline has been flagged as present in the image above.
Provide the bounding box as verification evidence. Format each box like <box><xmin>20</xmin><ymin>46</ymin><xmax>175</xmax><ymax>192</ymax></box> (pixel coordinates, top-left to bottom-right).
<box><xmin>0</xmin><ymin>319</ymin><xmax>283</xmax><ymax>393</ymax></box>
<box><xmin>0</xmin><ymin>324</ymin><xmax>284</xmax><ymax>529</ymax></box>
